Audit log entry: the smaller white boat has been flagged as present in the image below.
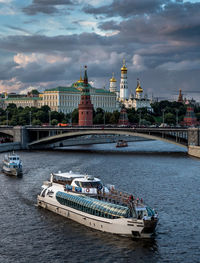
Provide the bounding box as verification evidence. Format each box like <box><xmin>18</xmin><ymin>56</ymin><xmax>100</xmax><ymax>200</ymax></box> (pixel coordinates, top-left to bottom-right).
<box><xmin>2</xmin><ymin>152</ymin><xmax>23</xmax><ymax>176</ymax></box>
<box><xmin>116</xmin><ymin>140</ymin><xmax>128</xmax><ymax>148</ymax></box>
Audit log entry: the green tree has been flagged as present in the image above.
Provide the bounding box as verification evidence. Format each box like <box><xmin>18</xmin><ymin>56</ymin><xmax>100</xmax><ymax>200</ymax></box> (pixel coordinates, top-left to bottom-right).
<box><xmin>109</xmin><ymin>111</ymin><xmax>120</xmax><ymax>124</ymax></box>
<box><xmin>51</xmin><ymin>119</ymin><xmax>58</xmax><ymax>126</ymax></box>
<box><xmin>32</xmin><ymin>119</ymin><xmax>41</xmax><ymax>126</ymax></box>
<box><xmin>71</xmin><ymin>108</ymin><xmax>78</xmax><ymax>124</ymax></box>
<box><xmin>165</xmin><ymin>112</ymin><xmax>175</xmax><ymax>124</ymax></box>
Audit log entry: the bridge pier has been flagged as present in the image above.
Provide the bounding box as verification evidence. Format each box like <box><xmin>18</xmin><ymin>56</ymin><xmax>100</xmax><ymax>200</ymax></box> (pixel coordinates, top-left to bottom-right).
<box><xmin>187</xmin><ymin>128</ymin><xmax>200</xmax><ymax>158</ymax></box>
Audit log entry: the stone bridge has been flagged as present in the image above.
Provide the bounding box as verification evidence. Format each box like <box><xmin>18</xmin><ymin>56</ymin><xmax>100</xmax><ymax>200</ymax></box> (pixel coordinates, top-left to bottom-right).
<box><xmin>1</xmin><ymin>126</ymin><xmax>200</xmax><ymax>157</ymax></box>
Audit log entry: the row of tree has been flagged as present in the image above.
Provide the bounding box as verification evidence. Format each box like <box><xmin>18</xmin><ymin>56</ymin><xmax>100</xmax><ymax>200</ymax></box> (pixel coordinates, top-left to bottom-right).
<box><xmin>0</xmin><ymin>101</ymin><xmax>199</xmax><ymax>126</ymax></box>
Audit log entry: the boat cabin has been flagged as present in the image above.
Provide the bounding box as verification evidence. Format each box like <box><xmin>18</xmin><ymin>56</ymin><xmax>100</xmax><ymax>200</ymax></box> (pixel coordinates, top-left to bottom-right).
<box><xmin>51</xmin><ymin>171</ymin><xmax>104</xmax><ymax>195</ymax></box>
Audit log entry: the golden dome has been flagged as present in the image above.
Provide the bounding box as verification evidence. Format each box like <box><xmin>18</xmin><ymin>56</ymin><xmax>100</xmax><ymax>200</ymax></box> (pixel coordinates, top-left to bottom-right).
<box><xmin>110</xmin><ymin>76</ymin><xmax>116</xmax><ymax>82</ymax></box>
<box><xmin>136</xmin><ymin>79</ymin><xmax>143</xmax><ymax>93</ymax></box>
<box><xmin>121</xmin><ymin>59</ymin><xmax>127</xmax><ymax>72</ymax></box>
<box><xmin>77</xmin><ymin>76</ymin><xmax>84</xmax><ymax>83</ymax></box>
<box><xmin>110</xmin><ymin>73</ymin><xmax>116</xmax><ymax>82</ymax></box>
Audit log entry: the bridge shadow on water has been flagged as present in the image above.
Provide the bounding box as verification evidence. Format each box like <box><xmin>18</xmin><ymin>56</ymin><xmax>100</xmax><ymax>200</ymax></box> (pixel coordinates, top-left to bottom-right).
<box><xmin>53</xmin><ymin>148</ymin><xmax>188</xmax><ymax>158</ymax></box>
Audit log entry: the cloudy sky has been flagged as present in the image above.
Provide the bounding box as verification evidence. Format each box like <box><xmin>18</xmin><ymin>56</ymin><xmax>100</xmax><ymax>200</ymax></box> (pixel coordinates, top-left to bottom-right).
<box><xmin>0</xmin><ymin>0</ymin><xmax>200</xmax><ymax>100</ymax></box>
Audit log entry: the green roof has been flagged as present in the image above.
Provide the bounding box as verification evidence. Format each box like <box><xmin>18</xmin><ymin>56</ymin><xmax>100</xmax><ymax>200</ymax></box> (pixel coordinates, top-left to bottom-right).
<box><xmin>45</xmin><ymin>84</ymin><xmax>114</xmax><ymax>95</ymax></box>
<box><xmin>5</xmin><ymin>97</ymin><xmax>42</xmax><ymax>101</ymax></box>
<box><xmin>45</xmin><ymin>86</ymin><xmax>80</xmax><ymax>92</ymax></box>
<box><xmin>94</xmin><ymin>88</ymin><xmax>112</xmax><ymax>94</ymax></box>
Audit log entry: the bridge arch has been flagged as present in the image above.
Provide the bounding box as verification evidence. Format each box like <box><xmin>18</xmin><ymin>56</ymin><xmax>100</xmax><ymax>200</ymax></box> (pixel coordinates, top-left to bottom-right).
<box><xmin>29</xmin><ymin>129</ymin><xmax>188</xmax><ymax>148</ymax></box>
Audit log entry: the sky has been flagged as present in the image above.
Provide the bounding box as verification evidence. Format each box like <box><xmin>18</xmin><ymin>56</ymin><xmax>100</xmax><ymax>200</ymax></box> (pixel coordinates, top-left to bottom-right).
<box><xmin>0</xmin><ymin>0</ymin><xmax>200</xmax><ymax>100</ymax></box>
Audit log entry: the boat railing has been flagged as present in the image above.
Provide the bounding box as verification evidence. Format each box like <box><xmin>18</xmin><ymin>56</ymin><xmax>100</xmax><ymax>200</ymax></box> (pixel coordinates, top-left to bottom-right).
<box><xmin>97</xmin><ymin>189</ymin><xmax>145</xmax><ymax>207</ymax></box>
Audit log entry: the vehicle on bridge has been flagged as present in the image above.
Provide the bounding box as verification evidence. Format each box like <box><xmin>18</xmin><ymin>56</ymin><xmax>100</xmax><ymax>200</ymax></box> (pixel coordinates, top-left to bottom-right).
<box><xmin>2</xmin><ymin>152</ymin><xmax>23</xmax><ymax>177</ymax></box>
<box><xmin>37</xmin><ymin>171</ymin><xmax>158</xmax><ymax>238</ymax></box>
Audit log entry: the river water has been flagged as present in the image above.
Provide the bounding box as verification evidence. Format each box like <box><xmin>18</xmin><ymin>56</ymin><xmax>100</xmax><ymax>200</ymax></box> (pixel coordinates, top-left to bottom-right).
<box><xmin>0</xmin><ymin>141</ymin><xmax>199</xmax><ymax>263</ymax></box>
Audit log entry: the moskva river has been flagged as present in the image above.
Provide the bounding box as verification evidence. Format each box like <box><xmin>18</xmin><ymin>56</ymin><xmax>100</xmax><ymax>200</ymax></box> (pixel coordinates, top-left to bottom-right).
<box><xmin>0</xmin><ymin>141</ymin><xmax>199</xmax><ymax>263</ymax></box>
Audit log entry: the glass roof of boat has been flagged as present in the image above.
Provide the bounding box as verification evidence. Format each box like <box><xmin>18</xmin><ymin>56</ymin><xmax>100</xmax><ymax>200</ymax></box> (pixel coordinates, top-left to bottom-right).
<box><xmin>56</xmin><ymin>192</ymin><xmax>129</xmax><ymax>218</ymax></box>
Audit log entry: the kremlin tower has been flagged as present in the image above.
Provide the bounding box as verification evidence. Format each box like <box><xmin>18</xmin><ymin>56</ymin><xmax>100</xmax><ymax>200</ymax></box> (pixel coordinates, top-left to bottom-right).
<box><xmin>183</xmin><ymin>103</ymin><xmax>198</xmax><ymax>126</ymax></box>
<box><xmin>78</xmin><ymin>66</ymin><xmax>93</xmax><ymax>126</ymax></box>
<box><xmin>177</xmin><ymin>89</ymin><xmax>183</xmax><ymax>103</ymax></box>
<box><xmin>135</xmin><ymin>78</ymin><xmax>143</xmax><ymax>99</ymax></box>
<box><xmin>120</xmin><ymin>59</ymin><xmax>128</xmax><ymax>101</ymax></box>
<box><xmin>118</xmin><ymin>106</ymin><xmax>129</xmax><ymax>125</ymax></box>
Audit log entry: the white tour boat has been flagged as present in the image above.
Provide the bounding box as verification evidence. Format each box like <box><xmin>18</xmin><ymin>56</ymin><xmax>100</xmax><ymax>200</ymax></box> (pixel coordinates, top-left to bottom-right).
<box><xmin>2</xmin><ymin>152</ymin><xmax>23</xmax><ymax>176</ymax></box>
<box><xmin>37</xmin><ymin>171</ymin><xmax>158</xmax><ymax>238</ymax></box>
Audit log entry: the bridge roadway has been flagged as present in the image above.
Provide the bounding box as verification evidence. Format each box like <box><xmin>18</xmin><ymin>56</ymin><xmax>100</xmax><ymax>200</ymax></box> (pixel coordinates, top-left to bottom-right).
<box><xmin>26</xmin><ymin>126</ymin><xmax>189</xmax><ymax>148</ymax></box>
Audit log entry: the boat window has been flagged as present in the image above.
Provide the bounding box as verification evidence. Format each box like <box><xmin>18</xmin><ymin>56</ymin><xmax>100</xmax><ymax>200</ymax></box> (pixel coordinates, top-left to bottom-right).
<box><xmin>80</xmin><ymin>181</ymin><xmax>103</xmax><ymax>188</ymax></box>
<box><xmin>13</xmin><ymin>157</ymin><xmax>16</xmax><ymax>160</ymax></box>
<box><xmin>74</xmin><ymin>181</ymin><xmax>81</xmax><ymax>187</ymax></box>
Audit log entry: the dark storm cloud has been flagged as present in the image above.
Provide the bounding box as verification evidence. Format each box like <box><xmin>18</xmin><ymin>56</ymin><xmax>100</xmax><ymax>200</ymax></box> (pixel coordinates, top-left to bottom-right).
<box><xmin>16</xmin><ymin>62</ymin><xmax>69</xmax><ymax>83</ymax></box>
<box><xmin>83</xmin><ymin>0</ymin><xmax>169</xmax><ymax>17</ymax></box>
<box><xmin>0</xmin><ymin>33</ymin><xmax>110</xmax><ymax>53</ymax></box>
<box><xmin>1</xmin><ymin>0</ymin><xmax>200</xmax><ymax>96</ymax></box>
<box><xmin>23</xmin><ymin>0</ymin><xmax>74</xmax><ymax>15</ymax></box>
<box><xmin>0</xmin><ymin>61</ymin><xmax>17</xmax><ymax>80</ymax></box>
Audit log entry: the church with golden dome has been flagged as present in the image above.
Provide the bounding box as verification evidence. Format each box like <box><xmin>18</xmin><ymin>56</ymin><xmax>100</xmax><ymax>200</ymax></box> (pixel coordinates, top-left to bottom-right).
<box><xmin>110</xmin><ymin>60</ymin><xmax>152</xmax><ymax>111</ymax></box>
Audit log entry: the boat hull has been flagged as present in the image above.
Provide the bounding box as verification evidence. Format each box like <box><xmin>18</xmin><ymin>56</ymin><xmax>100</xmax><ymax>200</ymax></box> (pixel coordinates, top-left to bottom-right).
<box><xmin>37</xmin><ymin>195</ymin><xmax>156</xmax><ymax>238</ymax></box>
<box><xmin>2</xmin><ymin>165</ymin><xmax>23</xmax><ymax>177</ymax></box>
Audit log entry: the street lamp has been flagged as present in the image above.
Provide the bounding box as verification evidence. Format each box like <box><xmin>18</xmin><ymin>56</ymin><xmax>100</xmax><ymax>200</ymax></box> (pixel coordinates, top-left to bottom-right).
<box><xmin>48</xmin><ymin>110</ymin><xmax>51</xmax><ymax>125</ymax></box>
<box><xmin>161</xmin><ymin>109</ymin><xmax>166</xmax><ymax>124</ymax></box>
<box><xmin>6</xmin><ymin>111</ymin><xmax>9</xmax><ymax>126</ymax></box>
<box><xmin>29</xmin><ymin>111</ymin><xmax>32</xmax><ymax>126</ymax></box>
<box><xmin>175</xmin><ymin>109</ymin><xmax>179</xmax><ymax>127</ymax></box>
<box><xmin>138</xmin><ymin>109</ymin><xmax>141</xmax><ymax>127</ymax></box>
<box><xmin>103</xmin><ymin>110</ymin><xmax>106</xmax><ymax>126</ymax></box>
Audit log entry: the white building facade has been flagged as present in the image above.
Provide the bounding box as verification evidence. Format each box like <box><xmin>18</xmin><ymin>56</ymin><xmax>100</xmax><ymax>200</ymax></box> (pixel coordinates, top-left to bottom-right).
<box><xmin>42</xmin><ymin>79</ymin><xmax>120</xmax><ymax>114</ymax></box>
<box><xmin>119</xmin><ymin>60</ymin><xmax>129</xmax><ymax>101</ymax></box>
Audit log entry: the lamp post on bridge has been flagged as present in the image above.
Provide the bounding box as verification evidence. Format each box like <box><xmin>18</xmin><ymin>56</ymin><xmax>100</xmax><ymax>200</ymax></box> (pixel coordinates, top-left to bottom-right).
<box><xmin>175</xmin><ymin>109</ymin><xmax>179</xmax><ymax>127</ymax></box>
<box><xmin>48</xmin><ymin>110</ymin><xmax>51</xmax><ymax>126</ymax></box>
<box><xmin>162</xmin><ymin>109</ymin><xmax>166</xmax><ymax>125</ymax></box>
<box><xmin>29</xmin><ymin>111</ymin><xmax>32</xmax><ymax>126</ymax></box>
<box><xmin>6</xmin><ymin>111</ymin><xmax>9</xmax><ymax>126</ymax></box>
<box><xmin>103</xmin><ymin>110</ymin><xmax>106</xmax><ymax>126</ymax></box>
<box><xmin>138</xmin><ymin>109</ymin><xmax>141</xmax><ymax>127</ymax></box>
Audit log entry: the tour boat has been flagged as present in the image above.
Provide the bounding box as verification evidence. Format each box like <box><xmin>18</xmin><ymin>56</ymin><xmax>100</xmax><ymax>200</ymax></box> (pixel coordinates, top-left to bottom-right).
<box><xmin>2</xmin><ymin>152</ymin><xmax>23</xmax><ymax>176</ymax></box>
<box><xmin>37</xmin><ymin>171</ymin><xmax>158</xmax><ymax>238</ymax></box>
<box><xmin>116</xmin><ymin>140</ymin><xmax>128</xmax><ymax>148</ymax></box>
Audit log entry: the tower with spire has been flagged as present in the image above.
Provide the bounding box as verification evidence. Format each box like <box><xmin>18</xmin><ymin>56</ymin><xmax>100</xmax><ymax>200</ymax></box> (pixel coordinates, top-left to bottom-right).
<box><xmin>78</xmin><ymin>66</ymin><xmax>93</xmax><ymax>126</ymax></box>
<box><xmin>120</xmin><ymin>59</ymin><xmax>128</xmax><ymax>101</ymax></box>
<box><xmin>177</xmin><ymin>89</ymin><xmax>183</xmax><ymax>103</ymax></box>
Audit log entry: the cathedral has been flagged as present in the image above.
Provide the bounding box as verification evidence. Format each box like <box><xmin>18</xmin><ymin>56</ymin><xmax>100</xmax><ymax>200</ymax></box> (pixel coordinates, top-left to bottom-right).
<box><xmin>109</xmin><ymin>60</ymin><xmax>152</xmax><ymax>111</ymax></box>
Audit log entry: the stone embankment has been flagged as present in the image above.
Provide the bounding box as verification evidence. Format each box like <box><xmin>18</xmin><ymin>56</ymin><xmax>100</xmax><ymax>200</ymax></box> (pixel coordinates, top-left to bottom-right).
<box><xmin>0</xmin><ymin>142</ymin><xmax>21</xmax><ymax>153</ymax></box>
<box><xmin>188</xmin><ymin>146</ymin><xmax>200</xmax><ymax>159</ymax></box>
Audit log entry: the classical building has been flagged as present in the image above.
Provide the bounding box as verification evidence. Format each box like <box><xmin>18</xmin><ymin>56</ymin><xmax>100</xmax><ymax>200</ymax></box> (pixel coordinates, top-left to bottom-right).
<box><xmin>123</xmin><ymin>79</ymin><xmax>152</xmax><ymax>111</ymax></box>
<box><xmin>109</xmin><ymin>60</ymin><xmax>152</xmax><ymax>111</ymax></box>
<box><xmin>2</xmin><ymin>92</ymin><xmax>42</xmax><ymax>109</ymax></box>
<box><xmin>42</xmin><ymin>77</ymin><xmax>120</xmax><ymax>114</ymax></box>
<box><xmin>1</xmin><ymin>78</ymin><xmax>120</xmax><ymax>114</ymax></box>
<box><xmin>78</xmin><ymin>66</ymin><xmax>93</xmax><ymax>126</ymax></box>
